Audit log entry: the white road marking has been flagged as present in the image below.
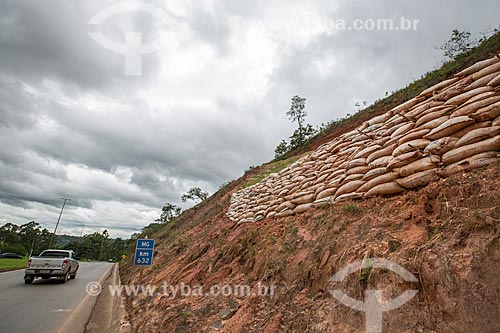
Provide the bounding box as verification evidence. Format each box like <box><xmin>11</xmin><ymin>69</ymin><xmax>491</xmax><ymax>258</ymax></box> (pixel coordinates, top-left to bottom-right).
<box><xmin>50</xmin><ymin>309</ymin><xmax>73</xmax><ymax>313</ymax></box>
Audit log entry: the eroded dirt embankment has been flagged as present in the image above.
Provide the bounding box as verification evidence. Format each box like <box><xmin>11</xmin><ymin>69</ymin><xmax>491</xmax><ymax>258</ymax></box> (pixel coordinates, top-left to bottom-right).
<box><xmin>121</xmin><ymin>162</ymin><xmax>500</xmax><ymax>333</ymax></box>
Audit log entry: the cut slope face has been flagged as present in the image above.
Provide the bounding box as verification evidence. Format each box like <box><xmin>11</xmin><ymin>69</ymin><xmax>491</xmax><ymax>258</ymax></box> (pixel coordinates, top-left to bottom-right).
<box><xmin>228</xmin><ymin>55</ymin><xmax>500</xmax><ymax>223</ymax></box>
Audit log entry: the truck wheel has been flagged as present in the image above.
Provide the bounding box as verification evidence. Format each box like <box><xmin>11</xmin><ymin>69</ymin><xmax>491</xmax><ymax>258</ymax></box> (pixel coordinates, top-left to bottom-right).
<box><xmin>24</xmin><ymin>277</ymin><xmax>34</xmax><ymax>284</ymax></box>
<box><xmin>59</xmin><ymin>273</ymin><xmax>69</xmax><ymax>284</ymax></box>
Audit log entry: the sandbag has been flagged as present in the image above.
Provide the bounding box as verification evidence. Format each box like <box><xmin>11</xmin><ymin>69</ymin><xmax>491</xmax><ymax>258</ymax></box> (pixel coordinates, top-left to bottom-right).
<box><xmin>488</xmin><ymin>73</ymin><xmax>500</xmax><ymax>86</ymax></box>
<box><xmin>444</xmin><ymin>86</ymin><xmax>493</xmax><ymax>106</ymax></box>
<box><xmin>347</xmin><ymin>165</ymin><xmax>371</xmax><ymax>175</ymax></box>
<box><xmin>494</xmin><ymin>115</ymin><xmax>500</xmax><ymax>127</ymax></box>
<box><xmin>455</xmin><ymin>56</ymin><xmax>499</xmax><ymax>77</ymax></box>
<box><xmin>418</xmin><ymin>77</ymin><xmax>459</xmax><ymax>97</ymax></box>
<box><xmin>466</xmin><ymin>72</ymin><xmax>500</xmax><ymax>90</ymax></box>
<box><xmin>450</xmin><ymin>95</ymin><xmax>500</xmax><ymax>118</ymax></box>
<box><xmin>392</xmin><ymin>139</ymin><xmax>431</xmax><ymax>157</ymax></box>
<box><xmin>451</xmin><ymin>121</ymin><xmax>491</xmax><ymax>139</ymax></box>
<box><xmin>382</xmin><ymin>121</ymin><xmax>410</xmax><ymax>137</ymax></box>
<box><xmin>439</xmin><ymin>152</ymin><xmax>499</xmax><ymax>177</ymax></box>
<box><xmin>387</xmin><ymin>150</ymin><xmax>423</xmax><ymax>170</ymax></box>
<box><xmin>406</xmin><ymin>102</ymin><xmax>432</xmax><ymax>119</ymax></box>
<box><xmin>472</xmin><ymin>62</ymin><xmax>500</xmax><ymax>81</ymax></box>
<box><xmin>353</xmin><ymin>144</ymin><xmax>382</xmax><ymax>159</ymax></box>
<box><xmin>326</xmin><ymin>169</ymin><xmax>347</xmax><ymax>181</ymax></box>
<box><xmin>316</xmin><ymin>187</ymin><xmax>338</xmax><ymax>201</ymax></box>
<box><xmin>442</xmin><ymin>135</ymin><xmax>500</xmax><ymax>165</ymax></box>
<box><xmin>417</xmin><ymin>115</ymin><xmax>449</xmax><ymax>130</ymax></box>
<box><xmin>276</xmin><ymin>208</ymin><xmax>294</xmax><ymax>217</ymax></box>
<box><xmin>364</xmin><ymin>182</ymin><xmax>405</xmax><ymax>197</ymax></box>
<box><xmin>341</xmin><ymin>173</ymin><xmax>365</xmax><ymax>183</ymax></box>
<box><xmin>399</xmin><ymin>156</ymin><xmax>440</xmax><ymax>177</ymax></box>
<box><xmin>335</xmin><ymin>193</ymin><xmax>363</xmax><ymax>202</ymax></box>
<box><xmin>390</xmin><ymin>96</ymin><xmax>425</xmax><ymax>115</ymax></box>
<box><xmin>293</xmin><ymin>203</ymin><xmax>314</xmax><ymax>214</ymax></box>
<box><xmin>424</xmin><ymin>137</ymin><xmax>459</xmax><ymax>155</ymax></box>
<box><xmin>327</xmin><ymin>176</ymin><xmax>346</xmax><ymax>188</ymax></box>
<box><xmin>357</xmin><ymin>172</ymin><xmax>400</xmax><ymax>193</ymax></box>
<box><xmin>462</xmin><ymin>91</ymin><xmax>497</xmax><ymax>105</ymax></box>
<box><xmin>347</xmin><ymin>158</ymin><xmax>367</xmax><ymax>169</ymax></box>
<box><xmin>391</xmin><ymin>122</ymin><xmax>414</xmax><ymax>139</ymax></box>
<box><xmin>363</xmin><ymin>167</ymin><xmax>389</xmax><ymax>181</ymax></box>
<box><xmin>368</xmin><ymin>113</ymin><xmax>392</xmax><ymax>126</ymax></box>
<box><xmin>424</xmin><ymin>116</ymin><xmax>474</xmax><ymax>140</ymax></box>
<box><xmin>334</xmin><ymin>180</ymin><xmax>365</xmax><ymax>198</ymax></box>
<box><xmin>290</xmin><ymin>193</ymin><xmax>316</xmax><ymax>205</ymax></box>
<box><xmin>266</xmin><ymin>211</ymin><xmax>277</xmax><ymax>218</ymax></box>
<box><xmin>398</xmin><ymin>128</ymin><xmax>431</xmax><ymax>145</ymax></box>
<box><xmin>454</xmin><ymin>126</ymin><xmax>500</xmax><ymax>147</ymax></box>
<box><xmin>471</xmin><ymin>100</ymin><xmax>500</xmax><ymax>121</ymax></box>
<box><xmin>368</xmin><ymin>155</ymin><xmax>392</xmax><ymax>168</ymax></box>
<box><xmin>415</xmin><ymin>106</ymin><xmax>453</xmax><ymax>127</ymax></box>
<box><xmin>275</xmin><ymin>201</ymin><xmax>296</xmax><ymax>212</ymax></box>
<box><xmin>366</xmin><ymin>143</ymin><xmax>397</xmax><ymax>164</ymax></box>
<box><xmin>396</xmin><ymin>169</ymin><xmax>439</xmax><ymax>189</ymax></box>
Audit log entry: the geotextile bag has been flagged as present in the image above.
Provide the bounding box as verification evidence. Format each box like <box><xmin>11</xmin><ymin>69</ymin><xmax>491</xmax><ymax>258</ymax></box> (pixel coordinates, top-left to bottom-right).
<box><xmin>439</xmin><ymin>152</ymin><xmax>499</xmax><ymax>176</ymax></box>
<box><xmin>364</xmin><ymin>182</ymin><xmax>405</xmax><ymax>197</ymax></box>
<box><xmin>396</xmin><ymin>169</ymin><xmax>439</xmax><ymax>189</ymax></box>
<box><xmin>423</xmin><ymin>116</ymin><xmax>474</xmax><ymax>140</ymax></box>
<box><xmin>442</xmin><ymin>135</ymin><xmax>500</xmax><ymax>165</ymax></box>
<box><xmin>454</xmin><ymin>126</ymin><xmax>500</xmax><ymax>147</ymax></box>
<box><xmin>399</xmin><ymin>156</ymin><xmax>440</xmax><ymax>177</ymax></box>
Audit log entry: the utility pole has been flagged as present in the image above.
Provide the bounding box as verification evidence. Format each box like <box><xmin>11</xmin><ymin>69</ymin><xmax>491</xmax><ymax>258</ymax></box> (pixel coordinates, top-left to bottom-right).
<box><xmin>75</xmin><ymin>225</ymin><xmax>85</xmax><ymax>257</ymax></box>
<box><xmin>49</xmin><ymin>197</ymin><xmax>71</xmax><ymax>248</ymax></box>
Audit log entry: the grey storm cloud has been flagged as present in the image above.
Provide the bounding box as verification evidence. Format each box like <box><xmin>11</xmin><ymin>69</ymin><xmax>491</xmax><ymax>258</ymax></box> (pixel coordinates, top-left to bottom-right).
<box><xmin>0</xmin><ymin>0</ymin><xmax>499</xmax><ymax>238</ymax></box>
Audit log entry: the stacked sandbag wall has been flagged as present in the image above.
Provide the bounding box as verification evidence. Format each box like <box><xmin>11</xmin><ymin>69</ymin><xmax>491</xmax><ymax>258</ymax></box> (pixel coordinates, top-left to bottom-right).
<box><xmin>227</xmin><ymin>55</ymin><xmax>500</xmax><ymax>223</ymax></box>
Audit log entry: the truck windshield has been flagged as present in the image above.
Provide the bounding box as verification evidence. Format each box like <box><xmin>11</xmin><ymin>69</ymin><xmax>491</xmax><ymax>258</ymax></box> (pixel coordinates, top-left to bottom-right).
<box><xmin>40</xmin><ymin>251</ymin><xmax>69</xmax><ymax>258</ymax></box>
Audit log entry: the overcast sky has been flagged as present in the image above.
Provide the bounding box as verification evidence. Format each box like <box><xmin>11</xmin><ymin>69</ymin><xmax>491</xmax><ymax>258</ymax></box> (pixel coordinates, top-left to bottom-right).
<box><xmin>0</xmin><ymin>0</ymin><xmax>498</xmax><ymax>238</ymax></box>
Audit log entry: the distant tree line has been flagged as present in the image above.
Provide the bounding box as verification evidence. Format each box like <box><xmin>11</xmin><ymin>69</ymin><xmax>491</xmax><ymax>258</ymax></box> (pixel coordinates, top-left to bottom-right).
<box><xmin>0</xmin><ymin>221</ymin><xmax>52</xmax><ymax>257</ymax></box>
<box><xmin>0</xmin><ymin>222</ymin><xmax>131</xmax><ymax>261</ymax></box>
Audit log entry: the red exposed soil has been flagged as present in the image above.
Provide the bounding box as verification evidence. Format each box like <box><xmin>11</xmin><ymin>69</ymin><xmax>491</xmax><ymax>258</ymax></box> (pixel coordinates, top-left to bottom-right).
<box><xmin>120</xmin><ymin>162</ymin><xmax>500</xmax><ymax>333</ymax></box>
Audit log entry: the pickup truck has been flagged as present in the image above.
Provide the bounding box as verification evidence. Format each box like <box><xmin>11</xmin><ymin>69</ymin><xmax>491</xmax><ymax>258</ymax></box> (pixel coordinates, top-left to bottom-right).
<box><xmin>24</xmin><ymin>249</ymin><xmax>79</xmax><ymax>284</ymax></box>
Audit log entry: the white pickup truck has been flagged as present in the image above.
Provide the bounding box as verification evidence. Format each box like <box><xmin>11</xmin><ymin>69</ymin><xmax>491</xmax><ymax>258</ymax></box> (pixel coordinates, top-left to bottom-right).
<box><xmin>24</xmin><ymin>249</ymin><xmax>79</xmax><ymax>284</ymax></box>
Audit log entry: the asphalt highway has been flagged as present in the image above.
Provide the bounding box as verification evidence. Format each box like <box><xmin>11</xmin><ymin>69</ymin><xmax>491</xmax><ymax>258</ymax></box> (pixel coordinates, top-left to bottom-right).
<box><xmin>0</xmin><ymin>261</ymin><xmax>113</xmax><ymax>333</ymax></box>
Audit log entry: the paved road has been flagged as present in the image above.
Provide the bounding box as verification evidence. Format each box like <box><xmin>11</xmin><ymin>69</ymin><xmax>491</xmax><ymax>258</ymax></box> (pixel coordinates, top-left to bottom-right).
<box><xmin>0</xmin><ymin>262</ymin><xmax>113</xmax><ymax>333</ymax></box>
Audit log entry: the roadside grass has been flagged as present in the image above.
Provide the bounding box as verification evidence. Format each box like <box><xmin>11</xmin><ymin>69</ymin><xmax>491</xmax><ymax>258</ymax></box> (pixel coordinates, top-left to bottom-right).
<box><xmin>0</xmin><ymin>258</ymin><xmax>28</xmax><ymax>272</ymax></box>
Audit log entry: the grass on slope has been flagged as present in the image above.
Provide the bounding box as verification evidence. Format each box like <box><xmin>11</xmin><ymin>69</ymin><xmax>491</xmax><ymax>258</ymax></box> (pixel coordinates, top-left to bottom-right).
<box><xmin>242</xmin><ymin>153</ymin><xmax>308</xmax><ymax>188</ymax></box>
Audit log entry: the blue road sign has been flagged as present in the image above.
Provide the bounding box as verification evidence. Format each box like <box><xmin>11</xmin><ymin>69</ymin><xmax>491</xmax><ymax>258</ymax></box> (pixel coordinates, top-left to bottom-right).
<box><xmin>134</xmin><ymin>239</ymin><xmax>155</xmax><ymax>266</ymax></box>
<box><xmin>134</xmin><ymin>249</ymin><xmax>153</xmax><ymax>266</ymax></box>
<box><xmin>136</xmin><ymin>239</ymin><xmax>155</xmax><ymax>249</ymax></box>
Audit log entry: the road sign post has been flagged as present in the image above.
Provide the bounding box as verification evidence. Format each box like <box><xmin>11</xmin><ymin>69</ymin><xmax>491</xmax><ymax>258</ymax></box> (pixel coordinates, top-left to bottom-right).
<box><xmin>134</xmin><ymin>238</ymin><xmax>155</xmax><ymax>284</ymax></box>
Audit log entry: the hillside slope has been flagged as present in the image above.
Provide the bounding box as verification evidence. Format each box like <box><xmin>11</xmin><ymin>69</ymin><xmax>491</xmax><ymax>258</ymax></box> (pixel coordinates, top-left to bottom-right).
<box><xmin>120</xmin><ymin>34</ymin><xmax>500</xmax><ymax>333</ymax></box>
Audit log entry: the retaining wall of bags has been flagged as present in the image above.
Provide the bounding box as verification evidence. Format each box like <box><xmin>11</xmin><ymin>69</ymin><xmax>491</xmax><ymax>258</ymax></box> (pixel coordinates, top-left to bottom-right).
<box><xmin>227</xmin><ymin>55</ymin><xmax>500</xmax><ymax>223</ymax></box>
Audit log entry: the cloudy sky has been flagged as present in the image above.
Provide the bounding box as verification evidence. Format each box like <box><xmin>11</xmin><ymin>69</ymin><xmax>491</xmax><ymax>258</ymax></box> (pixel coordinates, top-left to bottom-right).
<box><xmin>0</xmin><ymin>0</ymin><xmax>498</xmax><ymax>238</ymax></box>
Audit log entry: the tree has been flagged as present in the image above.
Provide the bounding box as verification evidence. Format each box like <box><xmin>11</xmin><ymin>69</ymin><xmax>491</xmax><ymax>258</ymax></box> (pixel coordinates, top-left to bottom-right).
<box><xmin>181</xmin><ymin>187</ymin><xmax>209</xmax><ymax>203</ymax></box>
<box><xmin>0</xmin><ymin>223</ymin><xmax>21</xmax><ymax>251</ymax></box>
<box><xmin>286</xmin><ymin>95</ymin><xmax>307</xmax><ymax>145</ymax></box>
<box><xmin>156</xmin><ymin>202</ymin><xmax>182</xmax><ymax>223</ymax></box>
<box><xmin>289</xmin><ymin>124</ymin><xmax>317</xmax><ymax>149</ymax></box>
<box><xmin>18</xmin><ymin>221</ymin><xmax>41</xmax><ymax>256</ymax></box>
<box><xmin>438</xmin><ymin>29</ymin><xmax>475</xmax><ymax>59</ymax></box>
<box><xmin>274</xmin><ymin>139</ymin><xmax>289</xmax><ymax>159</ymax></box>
